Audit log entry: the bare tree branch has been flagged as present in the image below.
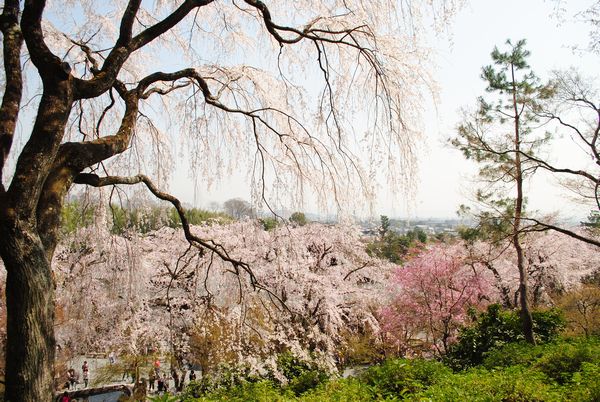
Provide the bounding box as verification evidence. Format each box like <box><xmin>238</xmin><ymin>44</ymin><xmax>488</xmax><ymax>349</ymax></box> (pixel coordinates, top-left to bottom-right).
<box><xmin>21</xmin><ymin>0</ymin><xmax>66</xmax><ymax>78</ymax></box>
<box><xmin>521</xmin><ymin>217</ymin><xmax>600</xmax><ymax>248</ymax></box>
<box><xmin>74</xmin><ymin>0</ymin><xmax>215</xmax><ymax>100</ymax></box>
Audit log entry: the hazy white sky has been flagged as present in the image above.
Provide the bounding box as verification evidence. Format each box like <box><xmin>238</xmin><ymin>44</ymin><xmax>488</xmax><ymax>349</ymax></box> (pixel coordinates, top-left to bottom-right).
<box><xmin>173</xmin><ymin>0</ymin><xmax>599</xmax><ymax>219</ymax></box>
<box><xmin>379</xmin><ymin>0</ymin><xmax>600</xmax><ymax>219</ymax></box>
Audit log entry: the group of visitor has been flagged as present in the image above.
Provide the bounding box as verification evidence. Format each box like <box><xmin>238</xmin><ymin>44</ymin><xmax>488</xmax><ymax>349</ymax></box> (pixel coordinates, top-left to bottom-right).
<box><xmin>147</xmin><ymin>359</ymin><xmax>197</xmax><ymax>394</ymax></box>
<box><xmin>64</xmin><ymin>361</ymin><xmax>90</xmax><ymax>391</ymax></box>
<box><xmin>60</xmin><ymin>355</ymin><xmax>199</xmax><ymax>397</ymax></box>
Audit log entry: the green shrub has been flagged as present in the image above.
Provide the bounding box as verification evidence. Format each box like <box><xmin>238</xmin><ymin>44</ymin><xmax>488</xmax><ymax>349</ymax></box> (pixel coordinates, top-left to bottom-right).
<box><xmin>181</xmin><ymin>364</ymin><xmax>262</xmax><ymax>399</ymax></box>
<box><xmin>288</xmin><ymin>370</ymin><xmax>328</xmax><ymax>396</ymax></box>
<box><xmin>149</xmin><ymin>394</ymin><xmax>180</xmax><ymax>402</ymax></box>
<box><xmin>533</xmin><ymin>338</ymin><xmax>600</xmax><ymax>384</ymax></box>
<box><xmin>182</xmin><ymin>378</ymin><xmax>216</xmax><ymax>399</ymax></box>
<box><xmin>169</xmin><ymin>207</ymin><xmax>233</xmax><ymax>227</ymax></box>
<box><xmin>186</xmin><ymin>380</ymin><xmax>290</xmax><ymax>402</ymax></box>
<box><xmin>360</xmin><ymin>358</ymin><xmax>451</xmax><ymax>399</ymax></box>
<box><xmin>275</xmin><ymin>352</ymin><xmax>328</xmax><ymax>396</ymax></box>
<box><xmin>259</xmin><ymin>217</ymin><xmax>279</xmax><ymax>231</ymax></box>
<box><xmin>60</xmin><ymin>200</ymin><xmax>95</xmax><ymax>234</ymax></box>
<box><xmin>289</xmin><ymin>212</ymin><xmax>308</xmax><ymax>226</ymax></box>
<box><xmin>414</xmin><ymin>366</ymin><xmax>563</xmax><ymax>402</ymax></box>
<box><xmin>445</xmin><ymin>304</ymin><xmax>565</xmax><ymax>370</ymax></box>
<box><xmin>482</xmin><ymin>342</ymin><xmax>548</xmax><ymax>369</ymax></box>
<box><xmin>532</xmin><ymin>308</ymin><xmax>566</xmax><ymax>343</ymax></box>
<box><xmin>567</xmin><ymin>362</ymin><xmax>600</xmax><ymax>402</ymax></box>
<box><xmin>300</xmin><ymin>378</ymin><xmax>373</xmax><ymax>402</ymax></box>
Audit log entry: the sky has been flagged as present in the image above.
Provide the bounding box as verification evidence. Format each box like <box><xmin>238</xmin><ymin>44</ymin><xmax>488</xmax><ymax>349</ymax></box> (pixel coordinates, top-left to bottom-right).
<box><xmin>1</xmin><ymin>0</ymin><xmax>596</xmax><ymax>222</ymax></box>
<box><xmin>169</xmin><ymin>0</ymin><xmax>598</xmax><ymax>220</ymax></box>
<box><xmin>404</xmin><ymin>0</ymin><xmax>599</xmax><ymax>220</ymax></box>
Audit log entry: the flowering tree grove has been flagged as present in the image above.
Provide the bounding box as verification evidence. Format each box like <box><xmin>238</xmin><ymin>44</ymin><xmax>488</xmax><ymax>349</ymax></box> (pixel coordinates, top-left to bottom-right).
<box><xmin>51</xmin><ymin>221</ymin><xmax>396</xmax><ymax>376</ymax></box>
<box><xmin>0</xmin><ymin>0</ymin><xmax>460</xmax><ymax>398</ymax></box>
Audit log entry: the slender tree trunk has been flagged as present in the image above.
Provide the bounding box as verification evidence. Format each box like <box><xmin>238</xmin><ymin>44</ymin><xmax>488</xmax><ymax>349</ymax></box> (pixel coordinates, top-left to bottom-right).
<box><xmin>0</xmin><ymin>221</ymin><xmax>56</xmax><ymax>400</ymax></box>
<box><xmin>511</xmin><ymin>64</ymin><xmax>535</xmax><ymax>345</ymax></box>
<box><xmin>514</xmin><ymin>153</ymin><xmax>535</xmax><ymax>343</ymax></box>
<box><xmin>514</xmin><ymin>231</ymin><xmax>535</xmax><ymax>343</ymax></box>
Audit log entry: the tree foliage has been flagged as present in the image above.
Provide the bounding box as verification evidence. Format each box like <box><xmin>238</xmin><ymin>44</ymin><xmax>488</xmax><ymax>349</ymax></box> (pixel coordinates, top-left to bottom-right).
<box><xmin>366</xmin><ymin>216</ymin><xmax>427</xmax><ymax>264</ymax></box>
<box><xmin>223</xmin><ymin>199</ymin><xmax>254</xmax><ymax>220</ymax></box>
<box><xmin>50</xmin><ymin>221</ymin><xmax>397</xmax><ymax>377</ymax></box>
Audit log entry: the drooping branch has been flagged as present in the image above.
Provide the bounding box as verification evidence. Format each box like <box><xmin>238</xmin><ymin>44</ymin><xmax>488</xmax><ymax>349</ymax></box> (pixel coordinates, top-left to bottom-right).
<box><xmin>0</xmin><ymin>0</ymin><xmax>23</xmax><ymax>191</ymax></box>
<box><xmin>243</xmin><ymin>0</ymin><xmax>374</xmax><ymax>51</ymax></box>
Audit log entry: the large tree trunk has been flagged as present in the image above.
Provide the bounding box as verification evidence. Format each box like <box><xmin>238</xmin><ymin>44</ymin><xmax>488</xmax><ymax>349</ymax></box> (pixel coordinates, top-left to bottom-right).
<box><xmin>0</xmin><ymin>76</ymin><xmax>73</xmax><ymax>399</ymax></box>
<box><xmin>0</xmin><ymin>221</ymin><xmax>56</xmax><ymax>400</ymax></box>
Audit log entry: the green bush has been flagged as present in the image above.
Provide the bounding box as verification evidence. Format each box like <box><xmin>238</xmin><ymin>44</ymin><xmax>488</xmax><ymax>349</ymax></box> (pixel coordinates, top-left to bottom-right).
<box><xmin>60</xmin><ymin>200</ymin><xmax>95</xmax><ymax>234</ymax></box>
<box><xmin>301</xmin><ymin>378</ymin><xmax>373</xmax><ymax>402</ymax></box>
<box><xmin>360</xmin><ymin>358</ymin><xmax>451</xmax><ymax>399</ymax></box>
<box><xmin>182</xmin><ymin>378</ymin><xmax>216</xmax><ymax>399</ymax></box>
<box><xmin>533</xmin><ymin>338</ymin><xmax>600</xmax><ymax>384</ymax></box>
<box><xmin>482</xmin><ymin>342</ymin><xmax>548</xmax><ymax>369</ymax></box>
<box><xmin>445</xmin><ymin>304</ymin><xmax>565</xmax><ymax>370</ymax></box>
<box><xmin>289</xmin><ymin>212</ymin><xmax>308</xmax><ymax>226</ymax></box>
<box><xmin>183</xmin><ymin>337</ymin><xmax>600</xmax><ymax>401</ymax></box>
<box><xmin>183</xmin><ymin>354</ymin><xmax>327</xmax><ymax>399</ymax></box>
<box><xmin>259</xmin><ymin>217</ymin><xmax>279</xmax><ymax>231</ymax></box>
<box><xmin>275</xmin><ymin>352</ymin><xmax>328</xmax><ymax>396</ymax></box>
<box><xmin>109</xmin><ymin>205</ymin><xmax>232</xmax><ymax>234</ymax></box>
<box><xmin>414</xmin><ymin>366</ymin><xmax>563</xmax><ymax>402</ymax></box>
<box><xmin>288</xmin><ymin>370</ymin><xmax>328</xmax><ymax>396</ymax></box>
<box><xmin>186</xmin><ymin>380</ymin><xmax>290</xmax><ymax>402</ymax></box>
<box><xmin>567</xmin><ymin>362</ymin><xmax>600</xmax><ymax>402</ymax></box>
<box><xmin>181</xmin><ymin>364</ymin><xmax>262</xmax><ymax>399</ymax></box>
<box><xmin>168</xmin><ymin>207</ymin><xmax>232</xmax><ymax>227</ymax></box>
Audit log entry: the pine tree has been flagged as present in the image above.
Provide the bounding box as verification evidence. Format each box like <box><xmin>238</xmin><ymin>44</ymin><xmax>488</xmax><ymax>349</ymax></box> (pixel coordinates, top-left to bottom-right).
<box><xmin>452</xmin><ymin>39</ymin><xmax>552</xmax><ymax>344</ymax></box>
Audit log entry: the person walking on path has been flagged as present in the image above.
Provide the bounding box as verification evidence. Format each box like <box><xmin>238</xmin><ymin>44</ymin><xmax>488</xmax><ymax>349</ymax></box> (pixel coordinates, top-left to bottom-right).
<box><xmin>67</xmin><ymin>368</ymin><xmax>76</xmax><ymax>390</ymax></box>
<box><xmin>148</xmin><ymin>367</ymin><xmax>156</xmax><ymax>392</ymax></box>
<box><xmin>157</xmin><ymin>374</ymin><xmax>165</xmax><ymax>393</ymax></box>
<box><xmin>162</xmin><ymin>373</ymin><xmax>168</xmax><ymax>392</ymax></box>
<box><xmin>81</xmin><ymin>361</ymin><xmax>89</xmax><ymax>388</ymax></box>
<box><xmin>171</xmin><ymin>369</ymin><xmax>179</xmax><ymax>391</ymax></box>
